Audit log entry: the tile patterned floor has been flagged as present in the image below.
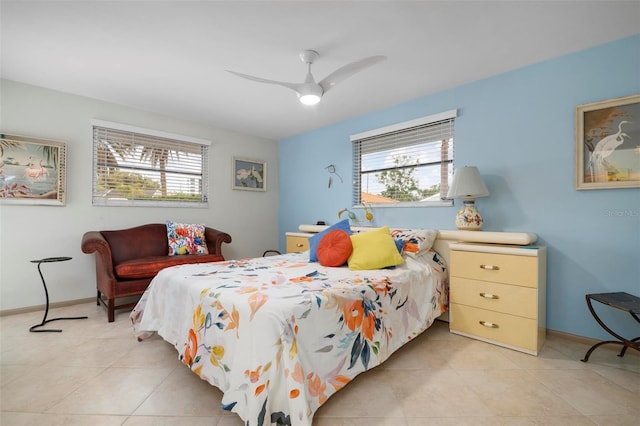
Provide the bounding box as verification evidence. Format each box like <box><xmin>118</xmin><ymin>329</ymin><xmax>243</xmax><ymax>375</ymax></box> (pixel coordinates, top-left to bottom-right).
<box><xmin>1</xmin><ymin>302</ymin><xmax>638</xmax><ymax>425</ymax></box>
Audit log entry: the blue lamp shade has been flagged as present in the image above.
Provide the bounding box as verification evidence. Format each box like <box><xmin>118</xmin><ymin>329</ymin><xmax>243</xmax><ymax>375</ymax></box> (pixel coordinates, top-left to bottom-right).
<box><xmin>446</xmin><ymin>166</ymin><xmax>490</xmax><ymax>231</ymax></box>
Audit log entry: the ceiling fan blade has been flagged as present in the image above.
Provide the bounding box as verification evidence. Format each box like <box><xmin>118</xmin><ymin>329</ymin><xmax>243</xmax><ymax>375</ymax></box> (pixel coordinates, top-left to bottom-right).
<box><xmin>319</xmin><ymin>55</ymin><xmax>387</xmax><ymax>93</ymax></box>
<box><xmin>227</xmin><ymin>70</ymin><xmax>301</xmax><ymax>92</ymax></box>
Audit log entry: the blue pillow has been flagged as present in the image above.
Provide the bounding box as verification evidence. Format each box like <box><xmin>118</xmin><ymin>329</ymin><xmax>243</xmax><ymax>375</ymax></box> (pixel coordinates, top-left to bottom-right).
<box><xmin>394</xmin><ymin>238</ymin><xmax>405</xmax><ymax>254</ymax></box>
<box><xmin>309</xmin><ymin>219</ymin><xmax>352</xmax><ymax>262</ymax></box>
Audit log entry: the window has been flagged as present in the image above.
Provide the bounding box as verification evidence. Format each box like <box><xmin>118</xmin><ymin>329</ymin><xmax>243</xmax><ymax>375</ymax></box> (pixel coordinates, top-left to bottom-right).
<box><xmin>350</xmin><ymin>109</ymin><xmax>456</xmax><ymax>207</ymax></box>
<box><xmin>91</xmin><ymin>120</ymin><xmax>210</xmax><ymax>207</ymax></box>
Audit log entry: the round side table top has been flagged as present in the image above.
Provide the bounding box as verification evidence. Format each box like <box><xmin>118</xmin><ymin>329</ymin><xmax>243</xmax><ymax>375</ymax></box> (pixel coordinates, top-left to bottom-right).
<box><xmin>30</xmin><ymin>256</ymin><xmax>72</xmax><ymax>263</ymax></box>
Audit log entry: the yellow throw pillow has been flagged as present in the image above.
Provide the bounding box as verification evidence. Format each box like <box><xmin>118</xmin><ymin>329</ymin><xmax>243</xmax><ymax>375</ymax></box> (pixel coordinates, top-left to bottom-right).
<box><xmin>348</xmin><ymin>226</ymin><xmax>404</xmax><ymax>270</ymax></box>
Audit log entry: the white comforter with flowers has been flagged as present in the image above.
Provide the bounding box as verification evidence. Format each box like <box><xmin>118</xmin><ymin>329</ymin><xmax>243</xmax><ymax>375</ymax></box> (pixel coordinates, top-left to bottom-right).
<box><xmin>131</xmin><ymin>250</ymin><xmax>447</xmax><ymax>426</ymax></box>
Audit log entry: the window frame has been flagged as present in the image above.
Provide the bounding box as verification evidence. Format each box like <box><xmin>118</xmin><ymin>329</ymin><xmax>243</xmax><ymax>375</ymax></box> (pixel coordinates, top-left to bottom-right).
<box><xmin>350</xmin><ymin>109</ymin><xmax>457</xmax><ymax>209</ymax></box>
<box><xmin>91</xmin><ymin>120</ymin><xmax>210</xmax><ymax>208</ymax></box>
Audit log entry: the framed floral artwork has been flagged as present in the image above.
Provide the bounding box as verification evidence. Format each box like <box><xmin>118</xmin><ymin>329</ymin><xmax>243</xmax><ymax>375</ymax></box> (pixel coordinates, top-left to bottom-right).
<box><xmin>575</xmin><ymin>94</ymin><xmax>640</xmax><ymax>190</ymax></box>
<box><xmin>232</xmin><ymin>157</ymin><xmax>266</xmax><ymax>191</ymax></box>
<box><xmin>0</xmin><ymin>133</ymin><xmax>67</xmax><ymax>205</ymax></box>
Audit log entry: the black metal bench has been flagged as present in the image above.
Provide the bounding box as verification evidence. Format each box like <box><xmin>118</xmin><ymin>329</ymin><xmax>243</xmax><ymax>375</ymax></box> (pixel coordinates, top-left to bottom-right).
<box><xmin>581</xmin><ymin>292</ymin><xmax>640</xmax><ymax>362</ymax></box>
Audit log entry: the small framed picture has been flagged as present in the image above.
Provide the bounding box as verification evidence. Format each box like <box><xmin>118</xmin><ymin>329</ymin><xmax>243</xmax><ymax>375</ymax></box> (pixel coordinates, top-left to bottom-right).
<box><xmin>575</xmin><ymin>94</ymin><xmax>640</xmax><ymax>190</ymax></box>
<box><xmin>232</xmin><ymin>157</ymin><xmax>266</xmax><ymax>191</ymax></box>
<box><xmin>0</xmin><ymin>133</ymin><xmax>67</xmax><ymax>205</ymax></box>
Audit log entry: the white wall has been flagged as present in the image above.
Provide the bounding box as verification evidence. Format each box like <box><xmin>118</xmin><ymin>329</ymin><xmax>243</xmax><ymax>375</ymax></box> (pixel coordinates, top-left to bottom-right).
<box><xmin>0</xmin><ymin>79</ymin><xmax>279</xmax><ymax>312</ymax></box>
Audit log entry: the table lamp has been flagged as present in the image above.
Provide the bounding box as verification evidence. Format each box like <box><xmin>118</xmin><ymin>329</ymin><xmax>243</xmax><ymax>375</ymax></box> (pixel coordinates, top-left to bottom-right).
<box><xmin>446</xmin><ymin>166</ymin><xmax>490</xmax><ymax>230</ymax></box>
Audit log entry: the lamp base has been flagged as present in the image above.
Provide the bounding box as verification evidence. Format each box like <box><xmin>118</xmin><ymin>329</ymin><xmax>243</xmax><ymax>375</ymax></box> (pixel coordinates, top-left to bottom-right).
<box><xmin>455</xmin><ymin>199</ymin><xmax>483</xmax><ymax>231</ymax></box>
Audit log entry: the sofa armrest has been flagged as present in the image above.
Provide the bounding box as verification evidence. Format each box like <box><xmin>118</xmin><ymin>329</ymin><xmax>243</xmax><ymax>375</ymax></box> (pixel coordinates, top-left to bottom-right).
<box><xmin>205</xmin><ymin>227</ymin><xmax>232</xmax><ymax>258</ymax></box>
<box><xmin>81</xmin><ymin>231</ymin><xmax>116</xmax><ymax>282</ymax></box>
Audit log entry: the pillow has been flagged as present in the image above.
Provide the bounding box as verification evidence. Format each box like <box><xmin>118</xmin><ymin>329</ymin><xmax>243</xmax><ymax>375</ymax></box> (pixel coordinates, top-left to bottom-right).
<box><xmin>390</xmin><ymin>228</ymin><xmax>438</xmax><ymax>255</ymax></box>
<box><xmin>309</xmin><ymin>219</ymin><xmax>352</xmax><ymax>262</ymax></box>
<box><xmin>348</xmin><ymin>226</ymin><xmax>404</xmax><ymax>270</ymax></box>
<box><xmin>166</xmin><ymin>221</ymin><xmax>209</xmax><ymax>256</ymax></box>
<box><xmin>317</xmin><ymin>229</ymin><xmax>353</xmax><ymax>267</ymax></box>
<box><xmin>394</xmin><ymin>238</ymin><xmax>405</xmax><ymax>254</ymax></box>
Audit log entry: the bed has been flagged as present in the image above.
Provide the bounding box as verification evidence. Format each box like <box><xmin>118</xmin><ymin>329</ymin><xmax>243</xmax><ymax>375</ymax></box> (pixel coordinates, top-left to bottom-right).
<box><xmin>131</xmin><ymin>226</ymin><xmax>448</xmax><ymax>425</ymax></box>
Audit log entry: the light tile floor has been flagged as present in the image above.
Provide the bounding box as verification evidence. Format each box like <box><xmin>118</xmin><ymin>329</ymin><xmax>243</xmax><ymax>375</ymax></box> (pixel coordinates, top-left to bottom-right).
<box><xmin>1</xmin><ymin>302</ymin><xmax>638</xmax><ymax>425</ymax></box>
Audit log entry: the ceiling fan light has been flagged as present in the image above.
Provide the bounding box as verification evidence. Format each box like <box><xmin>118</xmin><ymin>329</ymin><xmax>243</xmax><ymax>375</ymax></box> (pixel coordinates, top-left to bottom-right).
<box><xmin>299</xmin><ymin>94</ymin><xmax>321</xmax><ymax>105</ymax></box>
<box><xmin>298</xmin><ymin>83</ymin><xmax>323</xmax><ymax>106</ymax></box>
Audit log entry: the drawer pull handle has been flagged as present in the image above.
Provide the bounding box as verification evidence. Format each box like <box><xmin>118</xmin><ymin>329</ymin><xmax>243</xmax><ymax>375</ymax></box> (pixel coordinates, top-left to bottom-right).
<box><xmin>479</xmin><ymin>321</ymin><xmax>499</xmax><ymax>328</ymax></box>
<box><xmin>480</xmin><ymin>264</ymin><xmax>500</xmax><ymax>270</ymax></box>
<box><xmin>479</xmin><ymin>292</ymin><xmax>499</xmax><ymax>299</ymax></box>
<box><xmin>296</xmin><ymin>243</ymin><xmax>304</xmax><ymax>247</ymax></box>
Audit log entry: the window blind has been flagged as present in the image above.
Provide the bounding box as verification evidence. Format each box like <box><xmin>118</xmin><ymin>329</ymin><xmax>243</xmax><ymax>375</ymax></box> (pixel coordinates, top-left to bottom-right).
<box><xmin>351</xmin><ymin>111</ymin><xmax>455</xmax><ymax>206</ymax></box>
<box><xmin>92</xmin><ymin>122</ymin><xmax>209</xmax><ymax>207</ymax></box>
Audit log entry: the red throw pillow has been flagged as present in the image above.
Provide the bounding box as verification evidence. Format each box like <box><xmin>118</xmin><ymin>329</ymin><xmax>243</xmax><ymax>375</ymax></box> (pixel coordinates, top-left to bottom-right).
<box><xmin>317</xmin><ymin>229</ymin><xmax>353</xmax><ymax>267</ymax></box>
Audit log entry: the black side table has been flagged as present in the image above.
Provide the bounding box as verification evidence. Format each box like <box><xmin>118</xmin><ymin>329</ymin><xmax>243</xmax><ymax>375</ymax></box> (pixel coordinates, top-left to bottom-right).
<box><xmin>581</xmin><ymin>292</ymin><xmax>640</xmax><ymax>362</ymax></box>
<box><xmin>29</xmin><ymin>257</ymin><xmax>88</xmax><ymax>332</ymax></box>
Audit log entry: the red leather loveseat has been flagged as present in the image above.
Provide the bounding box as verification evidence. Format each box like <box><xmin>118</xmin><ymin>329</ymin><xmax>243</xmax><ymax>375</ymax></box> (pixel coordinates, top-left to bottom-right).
<box><xmin>81</xmin><ymin>223</ymin><xmax>232</xmax><ymax>322</ymax></box>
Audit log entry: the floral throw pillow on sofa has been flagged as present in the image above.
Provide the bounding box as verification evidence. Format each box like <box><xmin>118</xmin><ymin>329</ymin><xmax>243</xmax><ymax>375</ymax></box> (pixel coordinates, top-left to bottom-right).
<box><xmin>166</xmin><ymin>221</ymin><xmax>209</xmax><ymax>255</ymax></box>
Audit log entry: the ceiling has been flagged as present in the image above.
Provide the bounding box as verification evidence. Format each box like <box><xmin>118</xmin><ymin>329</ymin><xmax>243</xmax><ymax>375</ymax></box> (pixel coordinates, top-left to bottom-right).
<box><xmin>2</xmin><ymin>1</ymin><xmax>638</xmax><ymax>141</ymax></box>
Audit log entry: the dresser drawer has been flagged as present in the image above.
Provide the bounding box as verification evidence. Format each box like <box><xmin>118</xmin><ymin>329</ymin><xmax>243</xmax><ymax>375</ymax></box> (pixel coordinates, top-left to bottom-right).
<box><xmin>451</xmin><ymin>250</ymin><xmax>538</xmax><ymax>288</ymax></box>
<box><xmin>450</xmin><ymin>277</ymin><xmax>537</xmax><ymax>319</ymax></box>
<box><xmin>450</xmin><ymin>304</ymin><xmax>538</xmax><ymax>352</ymax></box>
<box><xmin>286</xmin><ymin>235</ymin><xmax>310</xmax><ymax>253</ymax></box>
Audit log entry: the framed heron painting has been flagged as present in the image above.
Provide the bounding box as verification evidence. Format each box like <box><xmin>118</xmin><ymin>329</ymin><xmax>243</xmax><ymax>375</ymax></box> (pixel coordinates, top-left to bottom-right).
<box><xmin>575</xmin><ymin>94</ymin><xmax>640</xmax><ymax>190</ymax></box>
<box><xmin>232</xmin><ymin>157</ymin><xmax>266</xmax><ymax>191</ymax></box>
<box><xmin>0</xmin><ymin>133</ymin><xmax>67</xmax><ymax>205</ymax></box>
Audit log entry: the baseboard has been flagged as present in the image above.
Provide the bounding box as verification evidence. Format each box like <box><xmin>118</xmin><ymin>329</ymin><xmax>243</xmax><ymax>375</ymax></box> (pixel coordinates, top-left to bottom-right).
<box><xmin>546</xmin><ymin>328</ymin><xmax>595</xmax><ymax>345</ymax></box>
<box><xmin>547</xmin><ymin>328</ymin><xmax>639</xmax><ymax>357</ymax></box>
<box><xmin>0</xmin><ymin>297</ymin><xmax>95</xmax><ymax>317</ymax></box>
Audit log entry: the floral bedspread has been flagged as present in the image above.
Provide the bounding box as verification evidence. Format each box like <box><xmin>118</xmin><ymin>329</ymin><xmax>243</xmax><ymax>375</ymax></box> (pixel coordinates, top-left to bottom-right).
<box><xmin>131</xmin><ymin>250</ymin><xmax>447</xmax><ymax>426</ymax></box>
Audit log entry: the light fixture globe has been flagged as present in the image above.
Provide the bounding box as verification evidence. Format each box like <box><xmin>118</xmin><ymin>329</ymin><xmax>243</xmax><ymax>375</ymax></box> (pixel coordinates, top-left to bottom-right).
<box><xmin>298</xmin><ymin>83</ymin><xmax>323</xmax><ymax>105</ymax></box>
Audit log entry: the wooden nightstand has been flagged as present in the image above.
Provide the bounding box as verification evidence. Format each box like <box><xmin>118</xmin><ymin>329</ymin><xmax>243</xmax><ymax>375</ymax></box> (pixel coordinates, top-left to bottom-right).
<box><xmin>285</xmin><ymin>232</ymin><xmax>313</xmax><ymax>253</ymax></box>
<box><xmin>449</xmin><ymin>243</ymin><xmax>547</xmax><ymax>355</ymax></box>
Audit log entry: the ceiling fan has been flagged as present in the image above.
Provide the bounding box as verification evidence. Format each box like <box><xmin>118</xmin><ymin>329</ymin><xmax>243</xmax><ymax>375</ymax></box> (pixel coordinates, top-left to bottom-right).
<box><xmin>227</xmin><ymin>50</ymin><xmax>387</xmax><ymax>106</ymax></box>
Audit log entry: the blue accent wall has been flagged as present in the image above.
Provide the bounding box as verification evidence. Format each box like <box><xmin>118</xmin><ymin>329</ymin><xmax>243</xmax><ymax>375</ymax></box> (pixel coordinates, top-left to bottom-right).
<box><xmin>279</xmin><ymin>35</ymin><xmax>640</xmax><ymax>340</ymax></box>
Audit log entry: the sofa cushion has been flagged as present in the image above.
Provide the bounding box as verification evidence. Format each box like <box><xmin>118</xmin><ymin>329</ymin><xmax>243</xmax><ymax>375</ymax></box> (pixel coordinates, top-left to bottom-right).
<box><xmin>115</xmin><ymin>254</ymin><xmax>224</xmax><ymax>279</ymax></box>
<box><xmin>102</xmin><ymin>224</ymin><xmax>170</xmax><ymax>264</ymax></box>
<box><xmin>166</xmin><ymin>221</ymin><xmax>209</xmax><ymax>255</ymax></box>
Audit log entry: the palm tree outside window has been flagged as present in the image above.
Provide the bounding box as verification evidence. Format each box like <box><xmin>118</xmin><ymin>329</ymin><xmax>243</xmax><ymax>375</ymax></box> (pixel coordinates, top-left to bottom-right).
<box><xmin>91</xmin><ymin>120</ymin><xmax>210</xmax><ymax>207</ymax></box>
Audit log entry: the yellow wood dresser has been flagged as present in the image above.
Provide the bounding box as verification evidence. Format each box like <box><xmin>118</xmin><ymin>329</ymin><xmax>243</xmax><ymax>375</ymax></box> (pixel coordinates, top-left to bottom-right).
<box><xmin>449</xmin><ymin>242</ymin><xmax>547</xmax><ymax>355</ymax></box>
<box><xmin>285</xmin><ymin>232</ymin><xmax>312</xmax><ymax>253</ymax></box>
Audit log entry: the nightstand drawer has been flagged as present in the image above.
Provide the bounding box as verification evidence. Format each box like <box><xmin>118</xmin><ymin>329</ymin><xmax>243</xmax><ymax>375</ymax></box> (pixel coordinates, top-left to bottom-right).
<box><xmin>451</xmin><ymin>250</ymin><xmax>538</xmax><ymax>288</ymax></box>
<box><xmin>450</xmin><ymin>304</ymin><xmax>538</xmax><ymax>352</ymax></box>
<box><xmin>286</xmin><ymin>235</ymin><xmax>310</xmax><ymax>253</ymax></box>
<box><xmin>450</xmin><ymin>277</ymin><xmax>537</xmax><ymax>318</ymax></box>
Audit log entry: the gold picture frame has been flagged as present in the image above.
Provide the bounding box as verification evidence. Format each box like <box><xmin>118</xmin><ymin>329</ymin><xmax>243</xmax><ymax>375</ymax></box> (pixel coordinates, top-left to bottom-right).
<box><xmin>232</xmin><ymin>157</ymin><xmax>266</xmax><ymax>191</ymax></box>
<box><xmin>0</xmin><ymin>133</ymin><xmax>67</xmax><ymax>205</ymax></box>
<box><xmin>575</xmin><ymin>94</ymin><xmax>640</xmax><ymax>190</ymax></box>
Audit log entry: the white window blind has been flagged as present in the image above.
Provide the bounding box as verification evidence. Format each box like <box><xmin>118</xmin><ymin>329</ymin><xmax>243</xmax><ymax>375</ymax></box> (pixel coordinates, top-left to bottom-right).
<box><xmin>91</xmin><ymin>121</ymin><xmax>209</xmax><ymax>207</ymax></box>
<box><xmin>351</xmin><ymin>110</ymin><xmax>456</xmax><ymax>207</ymax></box>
